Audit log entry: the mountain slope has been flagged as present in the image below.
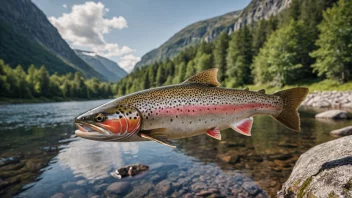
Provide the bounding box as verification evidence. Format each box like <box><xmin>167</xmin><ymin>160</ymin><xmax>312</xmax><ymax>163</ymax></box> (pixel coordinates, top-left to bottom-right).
<box><xmin>0</xmin><ymin>0</ymin><xmax>105</xmax><ymax>80</ymax></box>
<box><xmin>135</xmin><ymin>0</ymin><xmax>291</xmax><ymax>69</ymax></box>
<box><xmin>75</xmin><ymin>50</ymin><xmax>127</xmax><ymax>82</ymax></box>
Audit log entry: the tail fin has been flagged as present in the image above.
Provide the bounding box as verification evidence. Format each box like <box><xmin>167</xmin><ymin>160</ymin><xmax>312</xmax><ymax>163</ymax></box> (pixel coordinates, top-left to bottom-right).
<box><xmin>273</xmin><ymin>88</ymin><xmax>309</xmax><ymax>131</ymax></box>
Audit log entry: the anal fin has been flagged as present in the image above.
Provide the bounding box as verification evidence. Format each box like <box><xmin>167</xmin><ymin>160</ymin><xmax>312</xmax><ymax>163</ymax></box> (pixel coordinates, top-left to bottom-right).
<box><xmin>206</xmin><ymin>128</ymin><xmax>221</xmax><ymax>140</ymax></box>
<box><xmin>230</xmin><ymin>117</ymin><xmax>253</xmax><ymax>136</ymax></box>
<box><xmin>140</xmin><ymin>128</ymin><xmax>175</xmax><ymax>148</ymax></box>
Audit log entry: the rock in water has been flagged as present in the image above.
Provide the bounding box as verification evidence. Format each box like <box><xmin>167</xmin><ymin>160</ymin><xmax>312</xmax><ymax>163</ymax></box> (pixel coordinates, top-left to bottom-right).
<box><xmin>330</xmin><ymin>126</ymin><xmax>352</xmax><ymax>137</ymax></box>
<box><xmin>110</xmin><ymin>164</ymin><xmax>149</xmax><ymax>179</ymax></box>
<box><xmin>278</xmin><ymin>136</ymin><xmax>352</xmax><ymax>197</ymax></box>
<box><xmin>315</xmin><ymin>110</ymin><xmax>351</xmax><ymax>119</ymax></box>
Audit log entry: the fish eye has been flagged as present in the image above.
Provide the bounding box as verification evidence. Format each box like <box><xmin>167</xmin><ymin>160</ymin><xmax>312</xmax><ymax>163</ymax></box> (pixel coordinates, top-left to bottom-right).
<box><xmin>95</xmin><ymin>113</ymin><xmax>105</xmax><ymax>122</ymax></box>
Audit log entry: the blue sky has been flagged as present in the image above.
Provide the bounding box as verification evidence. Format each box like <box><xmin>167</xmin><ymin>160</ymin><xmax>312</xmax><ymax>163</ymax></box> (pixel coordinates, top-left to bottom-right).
<box><xmin>32</xmin><ymin>0</ymin><xmax>250</xmax><ymax>71</ymax></box>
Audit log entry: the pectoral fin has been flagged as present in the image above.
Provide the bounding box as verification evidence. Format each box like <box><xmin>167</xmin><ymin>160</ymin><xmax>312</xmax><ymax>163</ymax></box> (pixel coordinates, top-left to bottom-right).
<box><xmin>206</xmin><ymin>128</ymin><xmax>221</xmax><ymax>140</ymax></box>
<box><xmin>230</xmin><ymin>117</ymin><xmax>253</xmax><ymax>136</ymax></box>
<box><xmin>140</xmin><ymin>128</ymin><xmax>175</xmax><ymax>148</ymax></box>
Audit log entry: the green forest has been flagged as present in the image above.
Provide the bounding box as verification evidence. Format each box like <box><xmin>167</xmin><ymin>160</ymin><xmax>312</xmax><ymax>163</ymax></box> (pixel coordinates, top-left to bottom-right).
<box><xmin>0</xmin><ymin>0</ymin><xmax>351</xmax><ymax>102</ymax></box>
<box><xmin>115</xmin><ymin>0</ymin><xmax>351</xmax><ymax>96</ymax></box>
<box><xmin>0</xmin><ymin>60</ymin><xmax>113</xmax><ymax>101</ymax></box>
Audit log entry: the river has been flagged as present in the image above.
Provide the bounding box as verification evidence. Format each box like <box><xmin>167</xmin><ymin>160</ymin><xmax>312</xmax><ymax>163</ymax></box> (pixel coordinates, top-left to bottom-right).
<box><xmin>0</xmin><ymin>100</ymin><xmax>351</xmax><ymax>197</ymax></box>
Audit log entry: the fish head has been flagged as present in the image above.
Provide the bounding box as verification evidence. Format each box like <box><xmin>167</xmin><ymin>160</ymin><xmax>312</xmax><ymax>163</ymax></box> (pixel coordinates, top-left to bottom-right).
<box><xmin>74</xmin><ymin>102</ymin><xmax>142</xmax><ymax>141</ymax></box>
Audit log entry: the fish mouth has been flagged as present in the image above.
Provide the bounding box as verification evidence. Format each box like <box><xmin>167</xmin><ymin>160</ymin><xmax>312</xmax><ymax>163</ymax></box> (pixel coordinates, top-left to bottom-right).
<box><xmin>75</xmin><ymin>122</ymin><xmax>111</xmax><ymax>139</ymax></box>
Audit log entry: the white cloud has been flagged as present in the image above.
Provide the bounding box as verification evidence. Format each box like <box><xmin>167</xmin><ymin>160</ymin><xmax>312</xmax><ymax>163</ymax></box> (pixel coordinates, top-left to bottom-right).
<box><xmin>49</xmin><ymin>1</ymin><xmax>139</xmax><ymax>72</ymax></box>
<box><xmin>118</xmin><ymin>54</ymin><xmax>141</xmax><ymax>72</ymax></box>
<box><xmin>92</xmin><ymin>43</ymin><xmax>134</xmax><ymax>58</ymax></box>
<box><xmin>63</xmin><ymin>4</ymin><xmax>67</xmax><ymax>8</ymax></box>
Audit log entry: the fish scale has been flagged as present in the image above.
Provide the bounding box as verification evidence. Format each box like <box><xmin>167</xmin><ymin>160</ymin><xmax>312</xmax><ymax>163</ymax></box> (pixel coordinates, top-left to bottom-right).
<box><xmin>74</xmin><ymin>69</ymin><xmax>309</xmax><ymax>148</ymax></box>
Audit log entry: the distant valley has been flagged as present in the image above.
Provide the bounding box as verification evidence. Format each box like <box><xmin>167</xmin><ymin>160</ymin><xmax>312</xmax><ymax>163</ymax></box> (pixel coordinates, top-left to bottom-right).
<box><xmin>75</xmin><ymin>50</ymin><xmax>127</xmax><ymax>82</ymax></box>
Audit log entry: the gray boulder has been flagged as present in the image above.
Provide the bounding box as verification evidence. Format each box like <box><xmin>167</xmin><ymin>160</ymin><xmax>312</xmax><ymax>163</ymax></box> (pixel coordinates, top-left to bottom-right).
<box><xmin>315</xmin><ymin>110</ymin><xmax>351</xmax><ymax>119</ymax></box>
<box><xmin>278</xmin><ymin>136</ymin><xmax>352</xmax><ymax>197</ymax></box>
<box><xmin>330</xmin><ymin>126</ymin><xmax>352</xmax><ymax>137</ymax></box>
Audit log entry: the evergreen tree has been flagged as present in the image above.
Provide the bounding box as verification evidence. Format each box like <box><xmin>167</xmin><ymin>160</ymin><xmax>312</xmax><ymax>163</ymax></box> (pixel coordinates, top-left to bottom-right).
<box><xmin>310</xmin><ymin>0</ymin><xmax>352</xmax><ymax>83</ymax></box>
<box><xmin>213</xmin><ymin>32</ymin><xmax>230</xmax><ymax>81</ymax></box>
<box><xmin>226</xmin><ymin>26</ymin><xmax>253</xmax><ymax>87</ymax></box>
<box><xmin>252</xmin><ymin>20</ymin><xmax>310</xmax><ymax>86</ymax></box>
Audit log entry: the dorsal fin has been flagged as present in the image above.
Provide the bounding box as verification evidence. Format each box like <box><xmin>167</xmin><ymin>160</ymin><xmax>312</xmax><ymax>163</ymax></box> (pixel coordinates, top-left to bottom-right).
<box><xmin>182</xmin><ymin>68</ymin><xmax>220</xmax><ymax>87</ymax></box>
<box><xmin>257</xmin><ymin>89</ymin><xmax>266</xmax><ymax>94</ymax></box>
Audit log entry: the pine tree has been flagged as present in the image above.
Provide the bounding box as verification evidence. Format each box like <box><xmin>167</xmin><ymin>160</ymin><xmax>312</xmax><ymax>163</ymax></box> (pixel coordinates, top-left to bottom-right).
<box><xmin>226</xmin><ymin>26</ymin><xmax>253</xmax><ymax>87</ymax></box>
<box><xmin>213</xmin><ymin>32</ymin><xmax>230</xmax><ymax>81</ymax></box>
<box><xmin>310</xmin><ymin>0</ymin><xmax>352</xmax><ymax>83</ymax></box>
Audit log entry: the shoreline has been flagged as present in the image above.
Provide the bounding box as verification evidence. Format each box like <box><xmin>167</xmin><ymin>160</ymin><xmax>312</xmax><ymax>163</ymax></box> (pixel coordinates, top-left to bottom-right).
<box><xmin>302</xmin><ymin>90</ymin><xmax>352</xmax><ymax>109</ymax></box>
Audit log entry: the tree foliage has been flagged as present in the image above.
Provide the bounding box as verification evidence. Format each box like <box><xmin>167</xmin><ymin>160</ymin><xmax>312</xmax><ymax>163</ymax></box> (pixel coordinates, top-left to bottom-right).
<box><xmin>0</xmin><ymin>60</ymin><xmax>112</xmax><ymax>100</ymax></box>
<box><xmin>310</xmin><ymin>0</ymin><xmax>352</xmax><ymax>83</ymax></box>
<box><xmin>252</xmin><ymin>20</ymin><xmax>311</xmax><ymax>86</ymax></box>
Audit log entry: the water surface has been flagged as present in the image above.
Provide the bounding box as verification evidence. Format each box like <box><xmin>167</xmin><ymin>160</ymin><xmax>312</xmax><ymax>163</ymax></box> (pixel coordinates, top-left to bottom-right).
<box><xmin>0</xmin><ymin>100</ymin><xmax>351</xmax><ymax>197</ymax></box>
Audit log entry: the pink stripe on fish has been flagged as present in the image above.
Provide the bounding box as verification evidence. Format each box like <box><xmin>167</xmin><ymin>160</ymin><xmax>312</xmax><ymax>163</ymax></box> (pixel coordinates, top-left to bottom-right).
<box><xmin>154</xmin><ymin>103</ymin><xmax>279</xmax><ymax>116</ymax></box>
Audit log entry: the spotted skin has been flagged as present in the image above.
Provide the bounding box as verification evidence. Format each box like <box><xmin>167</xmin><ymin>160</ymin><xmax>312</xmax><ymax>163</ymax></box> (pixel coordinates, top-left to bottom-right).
<box><xmin>114</xmin><ymin>83</ymin><xmax>283</xmax><ymax>139</ymax></box>
<box><xmin>75</xmin><ymin>69</ymin><xmax>308</xmax><ymax>144</ymax></box>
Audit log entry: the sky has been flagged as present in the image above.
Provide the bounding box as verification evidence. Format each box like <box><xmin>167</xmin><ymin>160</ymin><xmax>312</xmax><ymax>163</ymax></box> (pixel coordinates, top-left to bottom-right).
<box><xmin>32</xmin><ymin>0</ymin><xmax>251</xmax><ymax>72</ymax></box>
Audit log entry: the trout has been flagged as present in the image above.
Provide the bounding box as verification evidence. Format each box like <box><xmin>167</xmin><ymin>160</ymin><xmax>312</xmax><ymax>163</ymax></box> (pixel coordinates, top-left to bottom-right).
<box><xmin>75</xmin><ymin>69</ymin><xmax>308</xmax><ymax>148</ymax></box>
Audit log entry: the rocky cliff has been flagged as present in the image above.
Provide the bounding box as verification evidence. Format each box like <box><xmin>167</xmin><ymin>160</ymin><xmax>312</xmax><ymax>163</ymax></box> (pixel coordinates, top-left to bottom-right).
<box><xmin>0</xmin><ymin>0</ymin><xmax>105</xmax><ymax>80</ymax></box>
<box><xmin>134</xmin><ymin>0</ymin><xmax>291</xmax><ymax>69</ymax></box>
<box><xmin>75</xmin><ymin>50</ymin><xmax>127</xmax><ymax>82</ymax></box>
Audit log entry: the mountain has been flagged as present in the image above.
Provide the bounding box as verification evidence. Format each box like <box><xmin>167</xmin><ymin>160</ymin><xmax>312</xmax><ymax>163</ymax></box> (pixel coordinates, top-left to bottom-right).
<box><xmin>134</xmin><ymin>0</ymin><xmax>291</xmax><ymax>69</ymax></box>
<box><xmin>0</xmin><ymin>0</ymin><xmax>105</xmax><ymax>80</ymax></box>
<box><xmin>74</xmin><ymin>49</ymin><xmax>128</xmax><ymax>82</ymax></box>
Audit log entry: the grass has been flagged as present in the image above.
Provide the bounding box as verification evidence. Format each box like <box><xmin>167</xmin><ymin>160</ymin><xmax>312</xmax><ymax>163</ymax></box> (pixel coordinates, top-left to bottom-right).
<box><xmin>244</xmin><ymin>79</ymin><xmax>352</xmax><ymax>94</ymax></box>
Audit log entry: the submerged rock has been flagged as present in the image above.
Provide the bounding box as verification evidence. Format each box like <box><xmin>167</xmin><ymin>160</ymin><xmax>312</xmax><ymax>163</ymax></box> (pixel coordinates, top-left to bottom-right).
<box><xmin>50</xmin><ymin>193</ymin><xmax>65</xmax><ymax>198</ymax></box>
<box><xmin>155</xmin><ymin>180</ymin><xmax>172</xmax><ymax>196</ymax></box>
<box><xmin>105</xmin><ymin>182</ymin><xmax>132</xmax><ymax>197</ymax></box>
<box><xmin>0</xmin><ymin>157</ymin><xmax>19</xmax><ymax>166</ymax></box>
<box><xmin>315</xmin><ymin>110</ymin><xmax>351</xmax><ymax>119</ymax></box>
<box><xmin>330</xmin><ymin>126</ymin><xmax>352</xmax><ymax>137</ymax></box>
<box><xmin>278</xmin><ymin>136</ymin><xmax>352</xmax><ymax>197</ymax></box>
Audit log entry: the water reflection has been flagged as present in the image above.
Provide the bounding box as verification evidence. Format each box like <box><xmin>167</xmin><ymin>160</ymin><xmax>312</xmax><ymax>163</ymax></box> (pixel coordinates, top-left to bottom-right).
<box><xmin>58</xmin><ymin>140</ymin><xmax>139</xmax><ymax>180</ymax></box>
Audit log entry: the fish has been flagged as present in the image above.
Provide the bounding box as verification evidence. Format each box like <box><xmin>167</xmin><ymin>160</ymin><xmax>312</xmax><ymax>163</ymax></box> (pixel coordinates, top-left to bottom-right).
<box><xmin>74</xmin><ymin>68</ymin><xmax>309</xmax><ymax>148</ymax></box>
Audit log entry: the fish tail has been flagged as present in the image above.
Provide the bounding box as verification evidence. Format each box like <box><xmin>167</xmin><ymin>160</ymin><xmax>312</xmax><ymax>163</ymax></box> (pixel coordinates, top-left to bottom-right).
<box><xmin>272</xmin><ymin>87</ymin><xmax>309</xmax><ymax>131</ymax></box>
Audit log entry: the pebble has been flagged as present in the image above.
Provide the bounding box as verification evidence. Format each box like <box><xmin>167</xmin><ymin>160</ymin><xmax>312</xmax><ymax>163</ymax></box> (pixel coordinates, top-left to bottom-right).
<box><xmin>50</xmin><ymin>193</ymin><xmax>65</xmax><ymax>198</ymax></box>
<box><xmin>67</xmin><ymin>189</ymin><xmax>86</xmax><ymax>198</ymax></box>
<box><xmin>105</xmin><ymin>182</ymin><xmax>132</xmax><ymax>196</ymax></box>
<box><xmin>196</xmin><ymin>190</ymin><xmax>213</xmax><ymax>196</ymax></box>
<box><xmin>155</xmin><ymin>180</ymin><xmax>172</xmax><ymax>196</ymax></box>
<box><xmin>76</xmin><ymin>180</ymin><xmax>87</xmax><ymax>186</ymax></box>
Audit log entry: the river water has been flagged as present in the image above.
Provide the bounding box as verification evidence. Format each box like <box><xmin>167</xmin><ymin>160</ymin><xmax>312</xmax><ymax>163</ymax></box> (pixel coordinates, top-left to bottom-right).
<box><xmin>0</xmin><ymin>100</ymin><xmax>351</xmax><ymax>197</ymax></box>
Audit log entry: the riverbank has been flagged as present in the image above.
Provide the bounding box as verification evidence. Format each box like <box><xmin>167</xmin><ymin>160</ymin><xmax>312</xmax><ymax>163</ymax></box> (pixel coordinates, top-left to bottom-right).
<box><xmin>302</xmin><ymin>91</ymin><xmax>352</xmax><ymax>108</ymax></box>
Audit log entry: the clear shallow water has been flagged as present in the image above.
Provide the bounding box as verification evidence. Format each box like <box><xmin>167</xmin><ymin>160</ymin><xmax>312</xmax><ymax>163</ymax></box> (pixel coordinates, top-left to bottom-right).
<box><xmin>0</xmin><ymin>100</ymin><xmax>351</xmax><ymax>197</ymax></box>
